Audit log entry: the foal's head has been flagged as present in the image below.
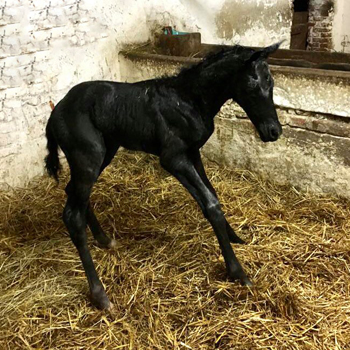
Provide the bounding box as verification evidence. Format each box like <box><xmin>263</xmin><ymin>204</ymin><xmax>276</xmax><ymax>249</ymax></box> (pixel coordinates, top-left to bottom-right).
<box><xmin>234</xmin><ymin>42</ymin><xmax>283</xmax><ymax>142</ymax></box>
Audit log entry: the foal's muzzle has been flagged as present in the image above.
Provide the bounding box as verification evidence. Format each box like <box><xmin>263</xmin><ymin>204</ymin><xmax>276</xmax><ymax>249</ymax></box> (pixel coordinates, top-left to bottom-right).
<box><xmin>258</xmin><ymin>122</ymin><xmax>282</xmax><ymax>142</ymax></box>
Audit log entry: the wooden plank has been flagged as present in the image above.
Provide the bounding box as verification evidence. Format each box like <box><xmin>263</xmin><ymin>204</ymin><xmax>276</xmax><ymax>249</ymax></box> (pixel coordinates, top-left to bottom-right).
<box><xmin>268</xmin><ymin>58</ymin><xmax>350</xmax><ymax>71</ymax></box>
<box><xmin>121</xmin><ymin>50</ymin><xmax>350</xmax><ymax>79</ymax></box>
<box><xmin>290</xmin><ymin>24</ymin><xmax>308</xmax><ymax>50</ymax></box>
<box><xmin>270</xmin><ymin>65</ymin><xmax>350</xmax><ymax>79</ymax></box>
<box><xmin>157</xmin><ymin>33</ymin><xmax>201</xmax><ymax>57</ymax></box>
<box><xmin>292</xmin><ymin>12</ymin><xmax>308</xmax><ymax>25</ymax></box>
<box><xmin>200</xmin><ymin>43</ymin><xmax>350</xmax><ymax>65</ymax></box>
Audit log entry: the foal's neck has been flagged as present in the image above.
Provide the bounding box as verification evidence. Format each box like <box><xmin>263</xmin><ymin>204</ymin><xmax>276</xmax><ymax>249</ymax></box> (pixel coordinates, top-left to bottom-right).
<box><xmin>177</xmin><ymin>59</ymin><xmax>240</xmax><ymax>120</ymax></box>
<box><xmin>195</xmin><ymin>77</ymin><xmax>233</xmax><ymax>119</ymax></box>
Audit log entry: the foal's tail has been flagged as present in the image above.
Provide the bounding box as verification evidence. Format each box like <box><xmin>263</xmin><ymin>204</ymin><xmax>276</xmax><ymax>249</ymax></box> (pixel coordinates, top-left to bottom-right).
<box><xmin>44</xmin><ymin>101</ymin><xmax>61</xmax><ymax>182</ymax></box>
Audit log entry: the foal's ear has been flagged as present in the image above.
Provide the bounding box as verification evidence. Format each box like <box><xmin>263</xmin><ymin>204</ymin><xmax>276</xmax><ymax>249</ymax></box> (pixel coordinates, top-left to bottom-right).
<box><xmin>245</xmin><ymin>40</ymin><xmax>285</xmax><ymax>65</ymax></box>
<box><xmin>262</xmin><ymin>40</ymin><xmax>285</xmax><ymax>56</ymax></box>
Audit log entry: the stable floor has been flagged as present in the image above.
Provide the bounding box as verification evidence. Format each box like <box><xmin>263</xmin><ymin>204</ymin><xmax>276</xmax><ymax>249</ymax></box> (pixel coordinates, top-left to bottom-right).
<box><xmin>0</xmin><ymin>151</ymin><xmax>349</xmax><ymax>349</ymax></box>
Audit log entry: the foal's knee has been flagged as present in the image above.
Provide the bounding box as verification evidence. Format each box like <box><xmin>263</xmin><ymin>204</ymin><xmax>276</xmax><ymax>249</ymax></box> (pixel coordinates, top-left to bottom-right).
<box><xmin>205</xmin><ymin>201</ymin><xmax>223</xmax><ymax>221</ymax></box>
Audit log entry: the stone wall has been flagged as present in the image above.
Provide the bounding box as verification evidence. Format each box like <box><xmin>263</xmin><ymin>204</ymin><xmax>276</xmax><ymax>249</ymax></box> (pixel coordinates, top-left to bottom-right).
<box><xmin>119</xmin><ymin>52</ymin><xmax>350</xmax><ymax>198</ymax></box>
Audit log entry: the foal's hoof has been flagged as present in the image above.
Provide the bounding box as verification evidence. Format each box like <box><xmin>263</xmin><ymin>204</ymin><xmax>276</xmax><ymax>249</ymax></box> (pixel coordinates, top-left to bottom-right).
<box><xmin>240</xmin><ymin>276</ymin><xmax>253</xmax><ymax>287</ymax></box>
<box><xmin>90</xmin><ymin>287</ymin><xmax>112</xmax><ymax>310</ymax></box>
<box><xmin>108</xmin><ymin>238</ymin><xmax>117</xmax><ymax>249</ymax></box>
<box><xmin>227</xmin><ymin>230</ymin><xmax>246</xmax><ymax>244</ymax></box>
<box><xmin>97</xmin><ymin>238</ymin><xmax>116</xmax><ymax>250</ymax></box>
<box><xmin>229</xmin><ymin>270</ymin><xmax>253</xmax><ymax>287</ymax></box>
<box><xmin>230</xmin><ymin>236</ymin><xmax>246</xmax><ymax>245</ymax></box>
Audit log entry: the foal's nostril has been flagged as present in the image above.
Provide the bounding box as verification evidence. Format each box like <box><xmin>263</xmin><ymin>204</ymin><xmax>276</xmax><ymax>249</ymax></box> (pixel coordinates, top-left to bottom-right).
<box><xmin>269</xmin><ymin>125</ymin><xmax>279</xmax><ymax>140</ymax></box>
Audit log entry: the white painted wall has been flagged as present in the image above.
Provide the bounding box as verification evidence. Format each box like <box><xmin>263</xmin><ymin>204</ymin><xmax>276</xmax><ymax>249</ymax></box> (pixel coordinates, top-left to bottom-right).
<box><xmin>333</xmin><ymin>0</ymin><xmax>350</xmax><ymax>52</ymax></box>
<box><xmin>0</xmin><ymin>0</ymin><xmax>194</xmax><ymax>189</ymax></box>
<box><xmin>0</xmin><ymin>0</ymin><xmax>292</xmax><ymax>189</ymax></box>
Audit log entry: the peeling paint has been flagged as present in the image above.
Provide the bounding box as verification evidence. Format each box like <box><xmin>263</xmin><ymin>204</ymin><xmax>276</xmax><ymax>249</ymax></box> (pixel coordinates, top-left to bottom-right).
<box><xmin>215</xmin><ymin>0</ymin><xmax>292</xmax><ymax>46</ymax></box>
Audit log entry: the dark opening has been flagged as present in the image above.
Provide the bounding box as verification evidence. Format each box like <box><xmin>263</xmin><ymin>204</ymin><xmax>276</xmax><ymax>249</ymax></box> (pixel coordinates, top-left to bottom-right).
<box><xmin>294</xmin><ymin>0</ymin><xmax>309</xmax><ymax>12</ymax></box>
<box><xmin>290</xmin><ymin>0</ymin><xmax>309</xmax><ymax>50</ymax></box>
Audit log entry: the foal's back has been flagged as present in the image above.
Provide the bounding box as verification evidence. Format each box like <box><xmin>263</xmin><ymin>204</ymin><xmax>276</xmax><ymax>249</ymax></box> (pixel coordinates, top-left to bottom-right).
<box><xmin>50</xmin><ymin>80</ymin><xmax>161</xmax><ymax>154</ymax></box>
<box><xmin>50</xmin><ymin>79</ymin><xmax>206</xmax><ymax>156</ymax></box>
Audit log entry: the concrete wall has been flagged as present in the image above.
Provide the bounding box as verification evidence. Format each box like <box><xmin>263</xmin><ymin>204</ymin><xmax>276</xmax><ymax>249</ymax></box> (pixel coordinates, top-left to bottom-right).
<box><xmin>272</xmin><ymin>67</ymin><xmax>350</xmax><ymax>117</ymax></box>
<box><xmin>0</xmin><ymin>0</ymin><xmax>292</xmax><ymax>189</ymax></box>
<box><xmin>119</xmin><ymin>53</ymin><xmax>350</xmax><ymax>198</ymax></box>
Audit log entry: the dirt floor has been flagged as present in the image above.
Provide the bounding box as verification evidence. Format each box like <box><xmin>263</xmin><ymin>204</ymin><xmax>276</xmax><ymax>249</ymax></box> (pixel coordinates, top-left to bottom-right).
<box><xmin>1</xmin><ymin>151</ymin><xmax>350</xmax><ymax>349</ymax></box>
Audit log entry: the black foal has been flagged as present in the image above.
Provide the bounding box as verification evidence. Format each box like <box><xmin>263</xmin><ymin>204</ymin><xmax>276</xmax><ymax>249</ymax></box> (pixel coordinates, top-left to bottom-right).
<box><xmin>45</xmin><ymin>42</ymin><xmax>283</xmax><ymax>309</ymax></box>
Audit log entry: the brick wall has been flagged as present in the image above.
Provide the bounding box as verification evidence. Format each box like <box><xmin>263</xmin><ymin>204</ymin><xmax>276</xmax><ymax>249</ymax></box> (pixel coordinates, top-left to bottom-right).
<box><xmin>0</xmin><ymin>0</ymin><xmax>202</xmax><ymax>189</ymax></box>
<box><xmin>0</xmin><ymin>0</ymin><xmax>118</xmax><ymax>189</ymax></box>
<box><xmin>308</xmin><ymin>0</ymin><xmax>334</xmax><ymax>51</ymax></box>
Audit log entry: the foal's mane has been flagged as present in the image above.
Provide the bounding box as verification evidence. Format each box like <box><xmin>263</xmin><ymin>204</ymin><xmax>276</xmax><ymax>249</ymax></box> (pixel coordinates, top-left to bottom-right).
<box><xmin>176</xmin><ymin>45</ymin><xmax>255</xmax><ymax>79</ymax></box>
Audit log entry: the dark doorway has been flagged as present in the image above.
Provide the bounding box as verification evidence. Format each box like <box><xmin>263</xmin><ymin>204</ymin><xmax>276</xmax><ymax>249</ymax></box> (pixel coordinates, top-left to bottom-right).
<box><xmin>290</xmin><ymin>0</ymin><xmax>309</xmax><ymax>50</ymax></box>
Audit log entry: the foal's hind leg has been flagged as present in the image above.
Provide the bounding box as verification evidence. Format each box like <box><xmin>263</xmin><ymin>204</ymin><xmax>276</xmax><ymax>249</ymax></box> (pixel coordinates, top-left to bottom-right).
<box><xmin>66</xmin><ymin>183</ymin><xmax>115</xmax><ymax>249</ymax></box>
<box><xmin>64</xmin><ymin>149</ymin><xmax>111</xmax><ymax>310</ymax></box>
<box><xmin>87</xmin><ymin>144</ymin><xmax>120</xmax><ymax>249</ymax></box>
<box><xmin>87</xmin><ymin>204</ymin><xmax>116</xmax><ymax>249</ymax></box>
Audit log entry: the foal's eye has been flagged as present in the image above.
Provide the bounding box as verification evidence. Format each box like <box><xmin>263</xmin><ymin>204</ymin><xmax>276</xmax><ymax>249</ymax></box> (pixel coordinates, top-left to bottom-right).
<box><xmin>248</xmin><ymin>76</ymin><xmax>259</xmax><ymax>89</ymax></box>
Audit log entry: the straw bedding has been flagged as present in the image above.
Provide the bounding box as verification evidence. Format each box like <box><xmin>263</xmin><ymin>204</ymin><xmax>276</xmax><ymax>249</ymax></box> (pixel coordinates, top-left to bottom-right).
<box><xmin>0</xmin><ymin>151</ymin><xmax>349</xmax><ymax>349</ymax></box>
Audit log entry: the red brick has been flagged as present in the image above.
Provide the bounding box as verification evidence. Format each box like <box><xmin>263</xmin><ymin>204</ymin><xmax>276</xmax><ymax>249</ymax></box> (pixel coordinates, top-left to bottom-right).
<box><xmin>320</xmin><ymin>31</ymin><xmax>332</xmax><ymax>38</ymax></box>
<box><xmin>314</xmin><ymin>22</ymin><xmax>332</xmax><ymax>29</ymax></box>
<box><xmin>288</xmin><ymin>116</ymin><xmax>308</xmax><ymax>128</ymax></box>
<box><xmin>313</xmin><ymin>37</ymin><xmax>332</xmax><ymax>44</ymax></box>
<box><xmin>313</xmin><ymin>16</ymin><xmax>328</xmax><ymax>22</ymax></box>
<box><xmin>319</xmin><ymin>43</ymin><xmax>332</xmax><ymax>49</ymax></box>
<box><xmin>315</xmin><ymin>27</ymin><xmax>332</xmax><ymax>33</ymax></box>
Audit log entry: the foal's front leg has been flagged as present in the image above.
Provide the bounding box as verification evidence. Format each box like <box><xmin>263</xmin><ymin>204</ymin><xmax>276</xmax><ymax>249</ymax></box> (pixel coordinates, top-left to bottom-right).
<box><xmin>161</xmin><ymin>153</ymin><xmax>251</xmax><ymax>286</ymax></box>
<box><xmin>191</xmin><ymin>150</ymin><xmax>245</xmax><ymax>244</ymax></box>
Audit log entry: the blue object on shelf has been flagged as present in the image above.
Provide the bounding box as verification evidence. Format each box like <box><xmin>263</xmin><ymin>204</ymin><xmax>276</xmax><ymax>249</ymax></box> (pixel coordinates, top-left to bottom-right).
<box><xmin>163</xmin><ymin>26</ymin><xmax>188</xmax><ymax>36</ymax></box>
<box><xmin>173</xmin><ymin>29</ymin><xmax>188</xmax><ymax>35</ymax></box>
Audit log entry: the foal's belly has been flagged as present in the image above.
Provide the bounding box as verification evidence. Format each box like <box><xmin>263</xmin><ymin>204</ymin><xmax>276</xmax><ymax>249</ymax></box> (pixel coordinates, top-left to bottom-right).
<box><xmin>114</xmin><ymin>114</ymin><xmax>160</xmax><ymax>155</ymax></box>
<box><xmin>120</xmin><ymin>135</ymin><xmax>160</xmax><ymax>155</ymax></box>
